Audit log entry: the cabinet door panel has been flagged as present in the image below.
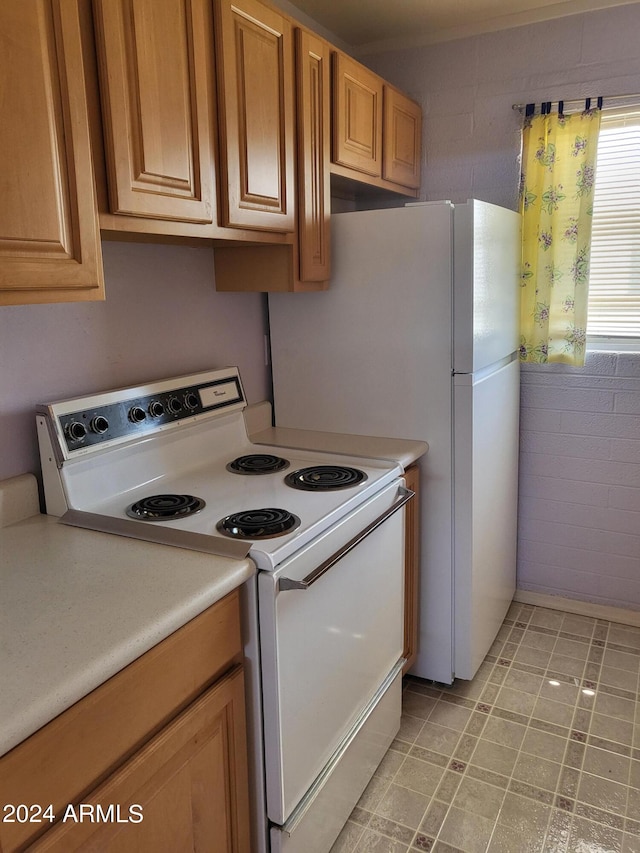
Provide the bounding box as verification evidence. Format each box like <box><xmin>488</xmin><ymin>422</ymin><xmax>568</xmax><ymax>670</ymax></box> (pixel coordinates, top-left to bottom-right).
<box><xmin>296</xmin><ymin>29</ymin><xmax>330</xmax><ymax>282</ymax></box>
<box><xmin>332</xmin><ymin>53</ymin><xmax>382</xmax><ymax>178</ymax></box>
<box><xmin>0</xmin><ymin>0</ymin><xmax>103</xmax><ymax>304</ymax></box>
<box><xmin>402</xmin><ymin>464</ymin><xmax>421</xmax><ymax>674</ymax></box>
<box><xmin>93</xmin><ymin>0</ymin><xmax>216</xmax><ymax>223</ymax></box>
<box><xmin>215</xmin><ymin>0</ymin><xmax>295</xmax><ymax>232</ymax></box>
<box><xmin>28</xmin><ymin>667</ymin><xmax>251</xmax><ymax>853</ymax></box>
<box><xmin>383</xmin><ymin>87</ymin><xmax>422</xmax><ymax>190</ymax></box>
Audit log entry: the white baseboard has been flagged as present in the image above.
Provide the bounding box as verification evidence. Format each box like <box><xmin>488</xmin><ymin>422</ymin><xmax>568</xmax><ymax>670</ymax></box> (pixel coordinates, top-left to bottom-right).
<box><xmin>514</xmin><ymin>589</ymin><xmax>640</xmax><ymax>629</ymax></box>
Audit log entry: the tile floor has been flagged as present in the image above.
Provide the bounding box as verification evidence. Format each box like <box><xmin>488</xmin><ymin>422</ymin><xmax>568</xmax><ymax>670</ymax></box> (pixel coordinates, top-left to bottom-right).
<box><xmin>331</xmin><ymin>601</ymin><xmax>640</xmax><ymax>853</ymax></box>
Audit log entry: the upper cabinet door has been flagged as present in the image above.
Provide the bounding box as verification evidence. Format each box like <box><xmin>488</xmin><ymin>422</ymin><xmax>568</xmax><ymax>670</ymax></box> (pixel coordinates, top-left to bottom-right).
<box><xmin>93</xmin><ymin>0</ymin><xmax>216</xmax><ymax>224</ymax></box>
<box><xmin>0</xmin><ymin>0</ymin><xmax>103</xmax><ymax>305</ymax></box>
<box><xmin>295</xmin><ymin>29</ymin><xmax>331</xmax><ymax>282</ymax></box>
<box><xmin>383</xmin><ymin>86</ymin><xmax>422</xmax><ymax>190</ymax></box>
<box><xmin>214</xmin><ymin>0</ymin><xmax>295</xmax><ymax>232</ymax></box>
<box><xmin>332</xmin><ymin>52</ymin><xmax>383</xmax><ymax>178</ymax></box>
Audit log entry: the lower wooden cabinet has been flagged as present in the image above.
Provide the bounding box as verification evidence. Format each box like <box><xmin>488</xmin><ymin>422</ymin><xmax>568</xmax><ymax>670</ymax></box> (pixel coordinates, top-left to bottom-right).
<box><xmin>28</xmin><ymin>668</ymin><xmax>250</xmax><ymax>853</ymax></box>
<box><xmin>0</xmin><ymin>590</ymin><xmax>250</xmax><ymax>853</ymax></box>
<box><xmin>403</xmin><ymin>463</ymin><xmax>421</xmax><ymax>674</ymax></box>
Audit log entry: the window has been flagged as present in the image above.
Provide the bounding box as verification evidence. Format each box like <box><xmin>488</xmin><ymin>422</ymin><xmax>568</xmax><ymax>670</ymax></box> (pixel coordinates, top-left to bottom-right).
<box><xmin>587</xmin><ymin>108</ymin><xmax>640</xmax><ymax>345</ymax></box>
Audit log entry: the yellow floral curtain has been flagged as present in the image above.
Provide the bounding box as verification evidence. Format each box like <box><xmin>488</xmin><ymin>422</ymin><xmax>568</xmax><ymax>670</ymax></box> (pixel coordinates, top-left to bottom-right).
<box><xmin>519</xmin><ymin>107</ymin><xmax>601</xmax><ymax>365</ymax></box>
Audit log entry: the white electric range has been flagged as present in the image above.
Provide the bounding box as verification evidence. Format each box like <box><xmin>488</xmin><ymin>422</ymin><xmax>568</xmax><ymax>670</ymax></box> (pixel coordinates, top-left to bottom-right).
<box><xmin>36</xmin><ymin>366</ymin><xmax>411</xmax><ymax>853</ymax></box>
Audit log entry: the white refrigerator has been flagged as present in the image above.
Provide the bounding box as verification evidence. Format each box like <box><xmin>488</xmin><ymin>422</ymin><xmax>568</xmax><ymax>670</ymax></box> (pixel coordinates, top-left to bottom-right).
<box><xmin>267</xmin><ymin>200</ymin><xmax>521</xmax><ymax>684</ymax></box>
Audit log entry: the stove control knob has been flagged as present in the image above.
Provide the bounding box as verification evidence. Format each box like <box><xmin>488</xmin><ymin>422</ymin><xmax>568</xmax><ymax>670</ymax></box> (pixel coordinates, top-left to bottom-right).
<box><xmin>65</xmin><ymin>420</ymin><xmax>87</xmax><ymax>442</ymax></box>
<box><xmin>148</xmin><ymin>400</ymin><xmax>164</xmax><ymax>418</ymax></box>
<box><xmin>167</xmin><ymin>397</ymin><xmax>182</xmax><ymax>415</ymax></box>
<box><xmin>184</xmin><ymin>392</ymin><xmax>199</xmax><ymax>411</ymax></box>
<box><xmin>90</xmin><ymin>415</ymin><xmax>109</xmax><ymax>434</ymax></box>
<box><xmin>128</xmin><ymin>406</ymin><xmax>146</xmax><ymax>424</ymax></box>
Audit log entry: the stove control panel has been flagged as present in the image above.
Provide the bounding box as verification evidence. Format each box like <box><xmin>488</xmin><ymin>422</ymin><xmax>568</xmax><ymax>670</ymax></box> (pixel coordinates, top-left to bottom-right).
<box><xmin>48</xmin><ymin>373</ymin><xmax>245</xmax><ymax>454</ymax></box>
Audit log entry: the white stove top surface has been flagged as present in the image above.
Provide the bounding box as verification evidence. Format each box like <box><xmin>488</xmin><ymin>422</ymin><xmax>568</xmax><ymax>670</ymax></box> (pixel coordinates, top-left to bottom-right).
<box><xmin>41</xmin><ymin>368</ymin><xmax>403</xmax><ymax>569</ymax></box>
<box><xmin>62</xmin><ymin>430</ymin><xmax>401</xmax><ymax>569</ymax></box>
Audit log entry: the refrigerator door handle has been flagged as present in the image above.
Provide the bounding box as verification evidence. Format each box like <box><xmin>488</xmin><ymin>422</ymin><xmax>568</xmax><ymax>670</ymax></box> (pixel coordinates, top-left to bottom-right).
<box><xmin>278</xmin><ymin>487</ymin><xmax>414</xmax><ymax>591</ymax></box>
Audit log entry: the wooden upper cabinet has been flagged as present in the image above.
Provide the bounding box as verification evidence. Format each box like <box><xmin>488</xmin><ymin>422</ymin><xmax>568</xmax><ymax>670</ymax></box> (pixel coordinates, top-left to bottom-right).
<box><xmin>214</xmin><ymin>0</ymin><xmax>295</xmax><ymax>232</ymax></box>
<box><xmin>92</xmin><ymin>0</ymin><xmax>217</xmax><ymax>224</ymax></box>
<box><xmin>332</xmin><ymin>52</ymin><xmax>383</xmax><ymax>178</ymax></box>
<box><xmin>330</xmin><ymin>51</ymin><xmax>421</xmax><ymax>197</ymax></box>
<box><xmin>214</xmin><ymin>25</ymin><xmax>329</xmax><ymax>293</ymax></box>
<box><xmin>0</xmin><ymin>0</ymin><xmax>104</xmax><ymax>305</ymax></box>
<box><xmin>383</xmin><ymin>86</ymin><xmax>422</xmax><ymax>190</ymax></box>
<box><xmin>295</xmin><ymin>28</ymin><xmax>331</xmax><ymax>282</ymax></box>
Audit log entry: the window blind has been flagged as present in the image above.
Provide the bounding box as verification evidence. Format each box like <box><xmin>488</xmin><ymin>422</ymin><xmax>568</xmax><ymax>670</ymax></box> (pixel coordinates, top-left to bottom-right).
<box><xmin>587</xmin><ymin>109</ymin><xmax>640</xmax><ymax>339</ymax></box>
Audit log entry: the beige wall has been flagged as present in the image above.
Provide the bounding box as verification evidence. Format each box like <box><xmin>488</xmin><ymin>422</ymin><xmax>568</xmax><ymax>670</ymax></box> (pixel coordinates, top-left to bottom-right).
<box><xmin>0</xmin><ymin>241</ymin><xmax>270</xmax><ymax>482</ymax></box>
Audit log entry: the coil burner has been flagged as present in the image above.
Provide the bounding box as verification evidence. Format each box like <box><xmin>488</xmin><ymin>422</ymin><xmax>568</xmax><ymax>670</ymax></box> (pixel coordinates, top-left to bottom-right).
<box><xmin>126</xmin><ymin>494</ymin><xmax>206</xmax><ymax>521</ymax></box>
<box><xmin>226</xmin><ymin>454</ymin><xmax>290</xmax><ymax>475</ymax></box>
<box><xmin>216</xmin><ymin>508</ymin><xmax>300</xmax><ymax>539</ymax></box>
<box><xmin>284</xmin><ymin>465</ymin><xmax>368</xmax><ymax>491</ymax></box>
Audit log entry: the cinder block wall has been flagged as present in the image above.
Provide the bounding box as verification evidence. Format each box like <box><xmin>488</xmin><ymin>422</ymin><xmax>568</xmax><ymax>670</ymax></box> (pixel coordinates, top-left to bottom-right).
<box><xmin>518</xmin><ymin>353</ymin><xmax>640</xmax><ymax>608</ymax></box>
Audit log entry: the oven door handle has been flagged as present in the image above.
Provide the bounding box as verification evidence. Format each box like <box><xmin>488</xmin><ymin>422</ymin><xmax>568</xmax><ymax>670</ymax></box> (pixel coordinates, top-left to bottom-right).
<box><xmin>278</xmin><ymin>486</ymin><xmax>414</xmax><ymax>591</ymax></box>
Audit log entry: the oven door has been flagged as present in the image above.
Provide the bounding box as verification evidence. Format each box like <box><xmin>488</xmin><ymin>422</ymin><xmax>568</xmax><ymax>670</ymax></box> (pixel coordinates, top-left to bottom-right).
<box><xmin>258</xmin><ymin>479</ymin><xmax>409</xmax><ymax>826</ymax></box>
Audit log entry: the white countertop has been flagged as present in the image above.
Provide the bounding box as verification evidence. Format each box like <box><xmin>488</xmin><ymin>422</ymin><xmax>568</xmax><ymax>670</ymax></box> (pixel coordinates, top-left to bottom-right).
<box><xmin>244</xmin><ymin>402</ymin><xmax>429</xmax><ymax>469</ymax></box>
<box><xmin>252</xmin><ymin>426</ymin><xmax>428</xmax><ymax>470</ymax></box>
<box><xmin>0</xmin><ymin>474</ymin><xmax>255</xmax><ymax>757</ymax></box>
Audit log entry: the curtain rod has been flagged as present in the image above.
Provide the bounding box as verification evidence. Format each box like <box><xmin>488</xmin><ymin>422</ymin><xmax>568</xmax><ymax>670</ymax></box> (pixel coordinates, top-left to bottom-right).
<box><xmin>512</xmin><ymin>93</ymin><xmax>640</xmax><ymax>112</ymax></box>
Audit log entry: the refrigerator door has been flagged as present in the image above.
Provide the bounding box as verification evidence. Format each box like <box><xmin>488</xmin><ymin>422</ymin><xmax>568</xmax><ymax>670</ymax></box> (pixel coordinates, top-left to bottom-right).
<box><xmin>453</xmin><ymin>200</ymin><xmax>521</xmax><ymax>374</ymax></box>
<box><xmin>269</xmin><ymin>202</ymin><xmax>456</xmax><ymax>684</ymax></box>
<box><xmin>453</xmin><ymin>357</ymin><xmax>519</xmax><ymax>679</ymax></box>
